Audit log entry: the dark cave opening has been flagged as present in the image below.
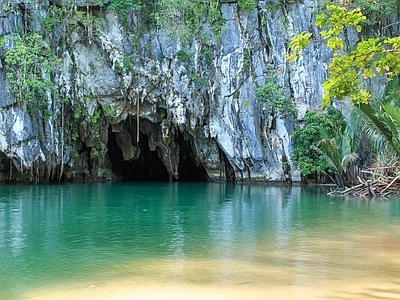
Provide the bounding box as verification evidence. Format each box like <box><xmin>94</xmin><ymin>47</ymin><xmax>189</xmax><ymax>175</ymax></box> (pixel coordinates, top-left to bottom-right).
<box><xmin>107</xmin><ymin>127</ymin><xmax>169</xmax><ymax>181</ymax></box>
<box><xmin>107</xmin><ymin>128</ymin><xmax>208</xmax><ymax>181</ymax></box>
<box><xmin>107</xmin><ymin>125</ymin><xmax>209</xmax><ymax>182</ymax></box>
<box><xmin>176</xmin><ymin>131</ymin><xmax>208</xmax><ymax>182</ymax></box>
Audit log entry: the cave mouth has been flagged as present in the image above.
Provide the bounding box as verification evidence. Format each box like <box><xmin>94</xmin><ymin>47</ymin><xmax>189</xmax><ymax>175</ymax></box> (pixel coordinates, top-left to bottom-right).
<box><xmin>107</xmin><ymin>127</ymin><xmax>169</xmax><ymax>182</ymax></box>
<box><xmin>107</xmin><ymin>126</ymin><xmax>208</xmax><ymax>182</ymax></box>
<box><xmin>176</xmin><ymin>131</ymin><xmax>208</xmax><ymax>182</ymax></box>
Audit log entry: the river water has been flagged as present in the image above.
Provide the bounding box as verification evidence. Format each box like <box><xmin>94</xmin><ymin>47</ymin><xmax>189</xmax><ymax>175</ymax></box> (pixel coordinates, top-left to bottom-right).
<box><xmin>0</xmin><ymin>183</ymin><xmax>399</xmax><ymax>299</ymax></box>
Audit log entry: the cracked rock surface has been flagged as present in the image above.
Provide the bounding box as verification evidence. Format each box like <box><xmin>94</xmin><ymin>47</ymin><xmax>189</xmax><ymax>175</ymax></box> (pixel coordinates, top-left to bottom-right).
<box><xmin>0</xmin><ymin>0</ymin><xmax>333</xmax><ymax>183</ymax></box>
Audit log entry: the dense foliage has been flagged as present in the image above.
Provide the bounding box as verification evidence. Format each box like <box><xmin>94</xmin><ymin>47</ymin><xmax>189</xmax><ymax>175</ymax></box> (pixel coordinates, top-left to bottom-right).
<box><xmin>0</xmin><ymin>33</ymin><xmax>60</xmax><ymax>119</ymax></box>
<box><xmin>352</xmin><ymin>77</ymin><xmax>400</xmax><ymax>159</ymax></box>
<box><xmin>291</xmin><ymin>109</ymin><xmax>349</xmax><ymax>181</ymax></box>
<box><xmin>289</xmin><ymin>5</ymin><xmax>400</xmax><ymax>108</ymax></box>
<box><xmin>238</xmin><ymin>0</ymin><xmax>256</xmax><ymax>12</ymax></box>
<box><xmin>150</xmin><ymin>0</ymin><xmax>225</xmax><ymax>41</ymax></box>
<box><xmin>335</xmin><ymin>0</ymin><xmax>398</xmax><ymax>35</ymax></box>
<box><xmin>109</xmin><ymin>0</ymin><xmax>141</xmax><ymax>17</ymax></box>
<box><xmin>289</xmin><ymin>4</ymin><xmax>400</xmax><ymax>185</ymax></box>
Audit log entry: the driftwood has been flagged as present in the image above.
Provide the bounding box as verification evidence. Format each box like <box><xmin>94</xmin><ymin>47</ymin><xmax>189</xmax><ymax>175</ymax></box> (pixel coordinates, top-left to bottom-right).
<box><xmin>328</xmin><ymin>165</ymin><xmax>400</xmax><ymax>197</ymax></box>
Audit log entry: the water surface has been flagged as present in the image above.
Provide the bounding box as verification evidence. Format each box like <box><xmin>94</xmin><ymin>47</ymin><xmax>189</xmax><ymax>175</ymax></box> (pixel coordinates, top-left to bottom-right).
<box><xmin>0</xmin><ymin>183</ymin><xmax>399</xmax><ymax>299</ymax></box>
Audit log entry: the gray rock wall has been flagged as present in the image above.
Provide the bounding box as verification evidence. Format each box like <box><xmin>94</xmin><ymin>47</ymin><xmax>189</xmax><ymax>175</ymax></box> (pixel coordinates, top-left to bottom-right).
<box><xmin>0</xmin><ymin>0</ymin><xmax>330</xmax><ymax>183</ymax></box>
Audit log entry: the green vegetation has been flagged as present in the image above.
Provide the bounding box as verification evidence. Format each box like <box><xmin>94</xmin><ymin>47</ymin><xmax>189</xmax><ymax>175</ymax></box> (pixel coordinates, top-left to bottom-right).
<box><xmin>318</xmin><ymin>0</ymin><xmax>399</xmax><ymax>35</ymax></box>
<box><xmin>201</xmin><ymin>48</ymin><xmax>213</xmax><ymax>67</ymax></box>
<box><xmin>176</xmin><ymin>49</ymin><xmax>192</xmax><ymax>62</ymax></box>
<box><xmin>152</xmin><ymin>0</ymin><xmax>224</xmax><ymax>41</ymax></box>
<box><xmin>352</xmin><ymin>77</ymin><xmax>400</xmax><ymax>159</ymax></box>
<box><xmin>0</xmin><ymin>33</ymin><xmax>60</xmax><ymax>117</ymax></box>
<box><xmin>191</xmin><ymin>73</ymin><xmax>207</xmax><ymax>88</ymax></box>
<box><xmin>109</xmin><ymin>0</ymin><xmax>141</xmax><ymax>16</ymax></box>
<box><xmin>289</xmin><ymin>5</ymin><xmax>400</xmax><ymax>108</ymax></box>
<box><xmin>256</xmin><ymin>70</ymin><xmax>297</xmax><ymax>118</ymax></box>
<box><xmin>90</xmin><ymin>110</ymin><xmax>101</xmax><ymax>125</ymax></box>
<box><xmin>103</xmin><ymin>105</ymin><xmax>117</xmax><ymax>118</ymax></box>
<box><xmin>238</xmin><ymin>0</ymin><xmax>256</xmax><ymax>12</ymax></box>
<box><xmin>291</xmin><ymin>108</ymin><xmax>351</xmax><ymax>183</ymax></box>
<box><xmin>289</xmin><ymin>4</ymin><xmax>400</xmax><ymax>186</ymax></box>
<box><xmin>350</xmin><ymin>0</ymin><xmax>398</xmax><ymax>27</ymax></box>
<box><xmin>115</xmin><ymin>54</ymin><xmax>135</xmax><ymax>74</ymax></box>
<box><xmin>290</xmin><ymin>2</ymin><xmax>400</xmax><ymax>94</ymax></box>
<box><xmin>109</xmin><ymin>0</ymin><xmax>142</xmax><ymax>25</ymax></box>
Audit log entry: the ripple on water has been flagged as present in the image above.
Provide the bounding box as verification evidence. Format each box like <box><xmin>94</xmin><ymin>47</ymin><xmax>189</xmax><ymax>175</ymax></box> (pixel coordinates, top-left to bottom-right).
<box><xmin>1</xmin><ymin>184</ymin><xmax>400</xmax><ymax>300</ymax></box>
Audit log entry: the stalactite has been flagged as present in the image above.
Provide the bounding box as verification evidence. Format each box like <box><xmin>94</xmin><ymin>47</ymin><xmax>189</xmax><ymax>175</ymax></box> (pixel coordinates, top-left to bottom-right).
<box><xmin>0</xmin><ymin>0</ymin><xmax>341</xmax><ymax>183</ymax></box>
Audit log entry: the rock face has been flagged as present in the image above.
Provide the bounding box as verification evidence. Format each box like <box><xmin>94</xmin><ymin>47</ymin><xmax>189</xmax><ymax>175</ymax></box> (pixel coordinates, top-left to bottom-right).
<box><xmin>0</xmin><ymin>0</ymin><xmax>330</xmax><ymax>183</ymax></box>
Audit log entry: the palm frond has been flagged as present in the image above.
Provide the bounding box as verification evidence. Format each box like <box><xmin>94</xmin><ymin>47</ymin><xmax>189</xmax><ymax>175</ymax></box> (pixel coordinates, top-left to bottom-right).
<box><xmin>352</xmin><ymin>103</ymin><xmax>400</xmax><ymax>158</ymax></box>
<box><xmin>311</xmin><ymin>142</ymin><xmax>339</xmax><ymax>173</ymax></box>
<box><xmin>341</xmin><ymin>152</ymin><xmax>359</xmax><ymax>169</ymax></box>
<box><xmin>383</xmin><ymin>104</ymin><xmax>400</xmax><ymax>149</ymax></box>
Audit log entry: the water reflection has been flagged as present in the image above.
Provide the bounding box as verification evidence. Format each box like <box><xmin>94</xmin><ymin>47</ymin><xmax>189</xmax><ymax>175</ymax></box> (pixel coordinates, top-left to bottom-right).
<box><xmin>169</xmin><ymin>210</ymin><xmax>186</xmax><ymax>259</ymax></box>
<box><xmin>0</xmin><ymin>183</ymin><xmax>399</xmax><ymax>299</ymax></box>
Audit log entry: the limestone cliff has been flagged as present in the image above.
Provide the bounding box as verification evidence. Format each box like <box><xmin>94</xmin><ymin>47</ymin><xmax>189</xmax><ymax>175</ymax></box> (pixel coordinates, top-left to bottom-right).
<box><xmin>0</xmin><ymin>0</ymin><xmax>330</xmax><ymax>183</ymax></box>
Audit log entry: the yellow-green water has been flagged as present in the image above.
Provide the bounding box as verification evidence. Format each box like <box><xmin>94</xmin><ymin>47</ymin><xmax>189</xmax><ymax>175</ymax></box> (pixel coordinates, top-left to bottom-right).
<box><xmin>0</xmin><ymin>183</ymin><xmax>399</xmax><ymax>299</ymax></box>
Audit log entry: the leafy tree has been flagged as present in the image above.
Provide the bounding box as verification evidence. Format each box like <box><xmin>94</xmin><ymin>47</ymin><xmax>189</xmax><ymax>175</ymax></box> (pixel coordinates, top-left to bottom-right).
<box><xmin>355</xmin><ymin>0</ymin><xmax>398</xmax><ymax>27</ymax></box>
<box><xmin>288</xmin><ymin>4</ymin><xmax>400</xmax><ymax>184</ymax></box>
<box><xmin>328</xmin><ymin>0</ymin><xmax>399</xmax><ymax>35</ymax></box>
<box><xmin>288</xmin><ymin>4</ymin><xmax>400</xmax><ymax>108</ymax></box>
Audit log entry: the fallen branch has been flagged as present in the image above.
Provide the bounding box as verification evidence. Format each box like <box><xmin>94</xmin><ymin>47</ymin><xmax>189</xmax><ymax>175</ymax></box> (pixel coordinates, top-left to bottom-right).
<box><xmin>328</xmin><ymin>172</ymin><xmax>400</xmax><ymax>197</ymax></box>
<box><xmin>380</xmin><ymin>174</ymin><xmax>400</xmax><ymax>195</ymax></box>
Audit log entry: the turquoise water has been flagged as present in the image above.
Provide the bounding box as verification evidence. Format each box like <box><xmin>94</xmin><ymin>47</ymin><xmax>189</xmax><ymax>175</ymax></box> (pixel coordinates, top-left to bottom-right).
<box><xmin>0</xmin><ymin>183</ymin><xmax>400</xmax><ymax>299</ymax></box>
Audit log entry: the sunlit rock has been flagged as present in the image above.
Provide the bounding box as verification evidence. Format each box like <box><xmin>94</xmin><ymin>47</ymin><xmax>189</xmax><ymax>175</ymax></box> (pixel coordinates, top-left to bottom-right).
<box><xmin>0</xmin><ymin>0</ymin><xmax>347</xmax><ymax>183</ymax></box>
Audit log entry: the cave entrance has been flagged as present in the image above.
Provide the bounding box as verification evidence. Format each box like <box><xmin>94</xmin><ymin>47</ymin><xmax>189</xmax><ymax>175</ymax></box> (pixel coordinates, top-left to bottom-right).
<box><xmin>176</xmin><ymin>131</ymin><xmax>208</xmax><ymax>182</ymax></box>
<box><xmin>107</xmin><ymin>127</ymin><xmax>169</xmax><ymax>181</ymax></box>
<box><xmin>107</xmin><ymin>124</ymin><xmax>209</xmax><ymax>182</ymax></box>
